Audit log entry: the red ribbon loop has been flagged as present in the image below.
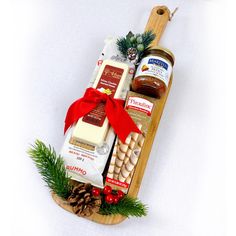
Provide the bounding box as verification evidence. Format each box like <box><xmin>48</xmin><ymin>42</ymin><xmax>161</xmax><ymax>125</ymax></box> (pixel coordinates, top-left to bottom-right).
<box><xmin>64</xmin><ymin>88</ymin><xmax>141</xmax><ymax>143</ymax></box>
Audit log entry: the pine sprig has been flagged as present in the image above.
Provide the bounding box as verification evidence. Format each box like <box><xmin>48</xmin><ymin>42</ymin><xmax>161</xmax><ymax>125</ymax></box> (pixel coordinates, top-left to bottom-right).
<box><xmin>142</xmin><ymin>31</ymin><xmax>156</xmax><ymax>48</ymax></box>
<box><xmin>117</xmin><ymin>37</ymin><xmax>130</xmax><ymax>57</ymax></box>
<box><xmin>116</xmin><ymin>30</ymin><xmax>155</xmax><ymax>62</ymax></box>
<box><xmin>28</xmin><ymin>140</ymin><xmax>72</xmax><ymax>199</ymax></box>
<box><xmin>99</xmin><ymin>195</ymin><xmax>148</xmax><ymax>217</ymax></box>
<box><xmin>28</xmin><ymin>141</ymin><xmax>148</xmax><ymax>218</ymax></box>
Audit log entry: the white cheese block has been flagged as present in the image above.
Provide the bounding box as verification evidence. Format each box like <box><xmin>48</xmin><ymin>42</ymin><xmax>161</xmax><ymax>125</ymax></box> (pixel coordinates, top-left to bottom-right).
<box><xmin>72</xmin><ymin>59</ymin><xmax>129</xmax><ymax>146</ymax></box>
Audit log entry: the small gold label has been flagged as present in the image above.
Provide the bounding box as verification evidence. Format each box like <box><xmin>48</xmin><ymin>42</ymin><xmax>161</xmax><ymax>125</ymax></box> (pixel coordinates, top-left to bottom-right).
<box><xmin>69</xmin><ymin>138</ymin><xmax>95</xmax><ymax>151</ymax></box>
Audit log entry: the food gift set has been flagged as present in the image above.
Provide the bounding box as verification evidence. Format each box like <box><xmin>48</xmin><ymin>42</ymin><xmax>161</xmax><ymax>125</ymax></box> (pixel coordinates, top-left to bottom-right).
<box><xmin>28</xmin><ymin>5</ymin><xmax>177</xmax><ymax>224</ymax></box>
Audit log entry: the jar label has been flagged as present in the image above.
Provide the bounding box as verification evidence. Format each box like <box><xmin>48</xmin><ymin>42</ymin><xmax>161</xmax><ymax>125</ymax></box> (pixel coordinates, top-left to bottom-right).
<box><xmin>135</xmin><ymin>55</ymin><xmax>172</xmax><ymax>87</ymax></box>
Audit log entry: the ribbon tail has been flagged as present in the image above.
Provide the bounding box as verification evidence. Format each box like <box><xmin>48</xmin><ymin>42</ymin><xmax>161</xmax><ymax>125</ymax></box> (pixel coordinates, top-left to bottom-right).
<box><xmin>105</xmin><ymin>98</ymin><xmax>141</xmax><ymax>143</ymax></box>
<box><xmin>116</xmin><ymin>111</ymin><xmax>142</xmax><ymax>143</ymax></box>
<box><xmin>64</xmin><ymin>121</ymin><xmax>71</xmax><ymax>134</ymax></box>
<box><xmin>64</xmin><ymin>98</ymin><xmax>82</xmax><ymax>134</ymax></box>
<box><xmin>64</xmin><ymin>93</ymin><xmax>98</xmax><ymax>134</ymax></box>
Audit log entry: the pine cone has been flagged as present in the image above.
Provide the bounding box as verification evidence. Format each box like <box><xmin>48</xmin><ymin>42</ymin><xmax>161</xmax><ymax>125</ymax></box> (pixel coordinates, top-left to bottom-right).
<box><xmin>67</xmin><ymin>183</ymin><xmax>101</xmax><ymax>217</ymax></box>
<box><xmin>127</xmin><ymin>47</ymin><xmax>138</xmax><ymax>61</ymax></box>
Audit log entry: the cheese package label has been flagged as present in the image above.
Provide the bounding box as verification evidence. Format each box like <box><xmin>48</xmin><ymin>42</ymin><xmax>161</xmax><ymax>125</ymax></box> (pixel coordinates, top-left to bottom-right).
<box><xmin>72</xmin><ymin>59</ymin><xmax>129</xmax><ymax>146</ymax></box>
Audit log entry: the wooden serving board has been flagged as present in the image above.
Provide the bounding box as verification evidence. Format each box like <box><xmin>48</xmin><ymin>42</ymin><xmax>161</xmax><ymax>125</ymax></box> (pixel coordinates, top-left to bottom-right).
<box><xmin>52</xmin><ymin>5</ymin><xmax>173</xmax><ymax>225</ymax></box>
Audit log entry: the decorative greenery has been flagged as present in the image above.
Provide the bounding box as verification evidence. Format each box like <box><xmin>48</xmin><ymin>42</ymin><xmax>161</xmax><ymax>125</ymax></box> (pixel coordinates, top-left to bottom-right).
<box><xmin>117</xmin><ymin>31</ymin><xmax>155</xmax><ymax>62</ymax></box>
<box><xmin>117</xmin><ymin>32</ymin><xmax>134</xmax><ymax>57</ymax></box>
<box><xmin>99</xmin><ymin>195</ymin><xmax>148</xmax><ymax>217</ymax></box>
<box><xmin>28</xmin><ymin>140</ymin><xmax>72</xmax><ymax>199</ymax></box>
<box><xmin>28</xmin><ymin>141</ymin><xmax>147</xmax><ymax>218</ymax></box>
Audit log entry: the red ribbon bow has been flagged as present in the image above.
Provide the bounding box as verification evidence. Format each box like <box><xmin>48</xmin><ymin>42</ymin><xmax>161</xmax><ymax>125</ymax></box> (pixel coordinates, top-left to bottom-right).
<box><xmin>64</xmin><ymin>87</ymin><xmax>141</xmax><ymax>143</ymax></box>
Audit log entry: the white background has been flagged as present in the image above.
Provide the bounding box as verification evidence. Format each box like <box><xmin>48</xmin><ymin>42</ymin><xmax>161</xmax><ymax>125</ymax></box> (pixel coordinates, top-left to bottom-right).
<box><xmin>0</xmin><ymin>0</ymin><xmax>232</xmax><ymax>235</ymax></box>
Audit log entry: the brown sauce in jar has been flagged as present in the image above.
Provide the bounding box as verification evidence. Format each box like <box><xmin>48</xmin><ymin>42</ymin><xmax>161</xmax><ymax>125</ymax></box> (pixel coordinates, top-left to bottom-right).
<box><xmin>132</xmin><ymin>46</ymin><xmax>175</xmax><ymax>98</ymax></box>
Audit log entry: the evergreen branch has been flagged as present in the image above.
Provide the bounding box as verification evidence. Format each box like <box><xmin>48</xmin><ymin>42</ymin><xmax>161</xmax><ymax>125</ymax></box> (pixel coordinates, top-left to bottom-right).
<box><xmin>28</xmin><ymin>140</ymin><xmax>72</xmax><ymax>199</ymax></box>
<box><xmin>116</xmin><ymin>31</ymin><xmax>156</xmax><ymax>62</ymax></box>
<box><xmin>142</xmin><ymin>31</ymin><xmax>156</xmax><ymax>48</ymax></box>
<box><xmin>99</xmin><ymin>196</ymin><xmax>148</xmax><ymax>217</ymax></box>
<box><xmin>117</xmin><ymin>37</ymin><xmax>129</xmax><ymax>57</ymax></box>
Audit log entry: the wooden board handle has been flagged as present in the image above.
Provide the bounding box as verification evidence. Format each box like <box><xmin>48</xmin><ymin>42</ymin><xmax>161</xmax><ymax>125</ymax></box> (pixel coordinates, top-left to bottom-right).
<box><xmin>145</xmin><ymin>6</ymin><xmax>170</xmax><ymax>47</ymax></box>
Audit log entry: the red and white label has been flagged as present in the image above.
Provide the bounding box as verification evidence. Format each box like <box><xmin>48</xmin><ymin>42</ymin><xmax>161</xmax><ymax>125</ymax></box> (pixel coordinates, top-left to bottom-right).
<box><xmin>97</xmin><ymin>59</ymin><xmax>103</xmax><ymax>66</ymax></box>
<box><xmin>126</xmin><ymin>96</ymin><xmax>154</xmax><ymax>116</ymax></box>
<box><xmin>129</xmin><ymin>68</ymin><xmax>135</xmax><ymax>74</ymax></box>
<box><xmin>66</xmin><ymin>165</ymin><xmax>87</xmax><ymax>176</ymax></box>
<box><xmin>106</xmin><ymin>177</ymin><xmax>129</xmax><ymax>188</ymax></box>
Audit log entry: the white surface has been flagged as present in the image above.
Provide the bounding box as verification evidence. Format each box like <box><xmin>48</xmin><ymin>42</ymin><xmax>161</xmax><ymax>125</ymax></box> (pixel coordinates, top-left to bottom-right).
<box><xmin>0</xmin><ymin>0</ymin><xmax>227</xmax><ymax>235</ymax></box>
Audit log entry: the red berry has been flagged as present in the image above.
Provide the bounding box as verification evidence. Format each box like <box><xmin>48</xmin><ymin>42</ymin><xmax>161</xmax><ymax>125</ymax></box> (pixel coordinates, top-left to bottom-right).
<box><xmin>105</xmin><ymin>194</ymin><xmax>114</xmax><ymax>204</ymax></box>
<box><xmin>113</xmin><ymin>195</ymin><xmax>120</xmax><ymax>204</ymax></box>
<box><xmin>103</xmin><ymin>185</ymin><xmax>112</xmax><ymax>195</ymax></box>
<box><xmin>117</xmin><ymin>190</ymin><xmax>125</xmax><ymax>199</ymax></box>
<box><xmin>92</xmin><ymin>187</ymin><xmax>100</xmax><ymax>197</ymax></box>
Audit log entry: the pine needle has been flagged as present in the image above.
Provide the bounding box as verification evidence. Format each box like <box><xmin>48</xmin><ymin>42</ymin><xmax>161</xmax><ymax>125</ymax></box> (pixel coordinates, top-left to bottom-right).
<box><xmin>99</xmin><ymin>195</ymin><xmax>148</xmax><ymax>217</ymax></box>
<box><xmin>117</xmin><ymin>37</ymin><xmax>129</xmax><ymax>57</ymax></box>
<box><xmin>142</xmin><ymin>31</ymin><xmax>156</xmax><ymax>48</ymax></box>
<box><xmin>28</xmin><ymin>140</ymin><xmax>72</xmax><ymax>199</ymax></box>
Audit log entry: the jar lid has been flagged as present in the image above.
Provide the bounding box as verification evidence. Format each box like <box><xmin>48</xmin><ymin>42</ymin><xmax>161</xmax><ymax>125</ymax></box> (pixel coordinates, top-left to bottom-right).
<box><xmin>147</xmin><ymin>46</ymin><xmax>175</xmax><ymax>66</ymax></box>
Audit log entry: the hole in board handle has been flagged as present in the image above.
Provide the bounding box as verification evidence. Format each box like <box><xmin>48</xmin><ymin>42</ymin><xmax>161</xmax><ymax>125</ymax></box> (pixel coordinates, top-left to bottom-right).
<box><xmin>156</xmin><ymin>8</ymin><xmax>165</xmax><ymax>15</ymax></box>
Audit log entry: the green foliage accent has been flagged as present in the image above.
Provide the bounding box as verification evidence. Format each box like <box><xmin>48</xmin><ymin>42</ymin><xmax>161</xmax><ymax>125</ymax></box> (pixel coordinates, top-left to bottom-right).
<box><xmin>116</xmin><ymin>30</ymin><xmax>155</xmax><ymax>60</ymax></box>
<box><xmin>142</xmin><ymin>31</ymin><xmax>156</xmax><ymax>49</ymax></box>
<box><xmin>28</xmin><ymin>140</ymin><xmax>72</xmax><ymax>199</ymax></box>
<box><xmin>28</xmin><ymin>141</ymin><xmax>147</xmax><ymax>218</ymax></box>
<box><xmin>117</xmin><ymin>37</ymin><xmax>131</xmax><ymax>57</ymax></box>
<box><xmin>99</xmin><ymin>195</ymin><xmax>148</xmax><ymax>217</ymax></box>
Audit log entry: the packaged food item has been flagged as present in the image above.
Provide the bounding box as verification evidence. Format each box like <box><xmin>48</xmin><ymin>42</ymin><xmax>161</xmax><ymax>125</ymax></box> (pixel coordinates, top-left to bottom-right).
<box><xmin>72</xmin><ymin>60</ymin><xmax>129</xmax><ymax>147</ymax></box>
<box><xmin>61</xmin><ymin>38</ymin><xmax>135</xmax><ymax>188</ymax></box>
<box><xmin>132</xmin><ymin>46</ymin><xmax>174</xmax><ymax>98</ymax></box>
<box><xmin>105</xmin><ymin>91</ymin><xmax>156</xmax><ymax>193</ymax></box>
<box><xmin>61</xmin><ymin>125</ymin><xmax>115</xmax><ymax>188</ymax></box>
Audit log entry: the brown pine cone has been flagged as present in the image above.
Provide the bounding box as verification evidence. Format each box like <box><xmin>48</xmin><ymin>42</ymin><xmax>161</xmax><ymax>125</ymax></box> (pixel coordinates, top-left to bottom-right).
<box><xmin>127</xmin><ymin>47</ymin><xmax>138</xmax><ymax>61</ymax></box>
<box><xmin>67</xmin><ymin>183</ymin><xmax>101</xmax><ymax>217</ymax></box>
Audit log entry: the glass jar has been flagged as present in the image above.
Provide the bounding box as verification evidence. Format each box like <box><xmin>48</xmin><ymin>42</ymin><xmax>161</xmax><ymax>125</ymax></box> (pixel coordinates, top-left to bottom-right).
<box><xmin>132</xmin><ymin>46</ymin><xmax>175</xmax><ymax>98</ymax></box>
